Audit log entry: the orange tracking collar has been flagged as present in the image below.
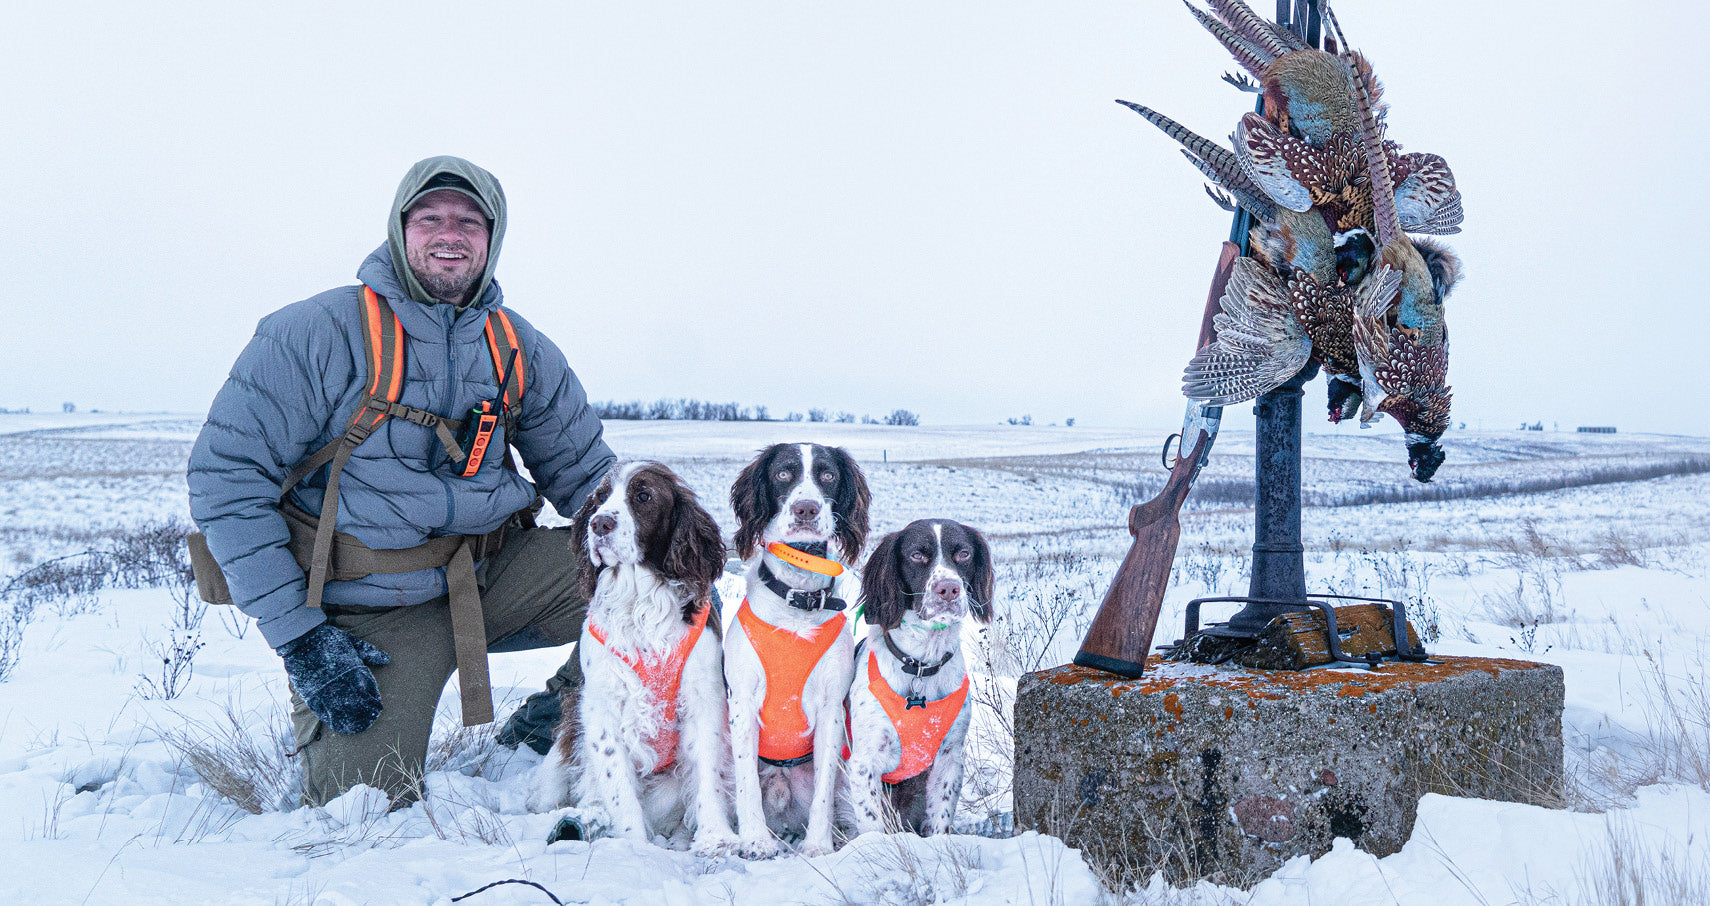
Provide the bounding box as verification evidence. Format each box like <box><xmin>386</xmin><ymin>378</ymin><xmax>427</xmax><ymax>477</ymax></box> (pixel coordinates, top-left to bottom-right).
<box><xmin>766</xmin><ymin>542</ymin><xmax>844</xmax><ymax>577</ymax></box>
<box><xmin>736</xmin><ymin>599</ymin><xmax>847</xmax><ymax>764</ymax></box>
<box><xmin>587</xmin><ymin>603</ymin><xmax>710</xmax><ymax>773</ymax></box>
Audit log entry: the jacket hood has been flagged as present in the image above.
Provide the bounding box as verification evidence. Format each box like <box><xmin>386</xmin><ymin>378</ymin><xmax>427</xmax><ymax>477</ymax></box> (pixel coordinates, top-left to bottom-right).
<box><xmin>387</xmin><ymin>156</ymin><xmax>508</xmax><ymax>309</ymax></box>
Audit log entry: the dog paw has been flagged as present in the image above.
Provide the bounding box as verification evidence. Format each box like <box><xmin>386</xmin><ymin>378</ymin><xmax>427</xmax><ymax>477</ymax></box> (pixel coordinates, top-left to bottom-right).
<box><xmin>738</xmin><ymin>836</ymin><xmax>782</xmax><ymax>860</ymax></box>
<box><xmin>692</xmin><ymin>831</ymin><xmax>740</xmax><ymax>858</ymax></box>
<box><xmin>799</xmin><ymin>838</ymin><xmax>834</xmax><ymax>858</ymax></box>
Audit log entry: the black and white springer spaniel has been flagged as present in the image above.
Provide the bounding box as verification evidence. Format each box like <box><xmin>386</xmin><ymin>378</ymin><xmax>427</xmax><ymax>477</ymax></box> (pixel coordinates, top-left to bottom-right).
<box><xmin>723</xmin><ymin>443</ymin><xmax>870</xmax><ymax>858</ymax></box>
<box><xmin>844</xmin><ymin>519</ymin><xmax>994</xmax><ymax>837</ymax></box>
<box><xmin>530</xmin><ymin>461</ymin><xmax>737</xmax><ymax>855</ymax></box>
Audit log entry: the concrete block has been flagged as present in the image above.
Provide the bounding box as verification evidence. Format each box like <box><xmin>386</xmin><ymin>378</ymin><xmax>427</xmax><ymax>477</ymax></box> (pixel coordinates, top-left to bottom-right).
<box><xmin>1013</xmin><ymin>656</ymin><xmax>1564</xmax><ymax>887</ymax></box>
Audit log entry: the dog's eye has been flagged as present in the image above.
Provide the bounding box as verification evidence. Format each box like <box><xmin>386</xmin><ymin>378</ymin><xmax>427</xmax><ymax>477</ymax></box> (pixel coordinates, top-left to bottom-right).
<box><xmin>636</xmin><ymin>490</ymin><xmax>651</xmax><ymax>503</ymax></box>
<box><xmin>954</xmin><ymin>548</ymin><xmax>972</xmax><ymax>563</ymax></box>
<box><xmin>776</xmin><ymin>469</ymin><xmax>794</xmax><ymax>482</ymax></box>
<box><xmin>910</xmin><ymin>551</ymin><xmax>930</xmax><ymax>564</ymax></box>
<box><xmin>818</xmin><ymin>470</ymin><xmax>835</xmax><ymax>484</ymax></box>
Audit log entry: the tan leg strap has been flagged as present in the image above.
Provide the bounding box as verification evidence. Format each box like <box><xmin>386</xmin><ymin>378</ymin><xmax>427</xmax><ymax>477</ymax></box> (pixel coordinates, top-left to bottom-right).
<box><xmin>305</xmin><ymin>438</ymin><xmax>359</xmax><ymax>610</ymax></box>
<box><xmin>447</xmin><ymin>540</ymin><xmax>494</xmax><ymax>726</ymax></box>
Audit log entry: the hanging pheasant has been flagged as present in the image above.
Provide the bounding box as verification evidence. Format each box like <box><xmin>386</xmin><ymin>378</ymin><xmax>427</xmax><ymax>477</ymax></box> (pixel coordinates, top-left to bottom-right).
<box><xmin>1188</xmin><ymin>0</ymin><xmax>1464</xmax><ymax>240</ymax></box>
<box><xmin>1117</xmin><ymin>102</ymin><xmax>1365</xmax><ymax>390</ymax></box>
<box><xmin>1333</xmin><ymin>5</ymin><xmax>1461</xmax><ymax>481</ymax></box>
<box><xmin>1132</xmin><ymin>0</ymin><xmax>1465</xmax><ymax>480</ymax></box>
<box><xmin>1182</xmin><ymin>253</ymin><xmax>1399</xmax><ymax>408</ymax></box>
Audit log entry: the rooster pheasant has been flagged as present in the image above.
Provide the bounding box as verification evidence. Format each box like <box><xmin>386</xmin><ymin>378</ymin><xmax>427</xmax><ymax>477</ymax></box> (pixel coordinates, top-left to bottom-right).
<box><xmin>1131</xmin><ymin>0</ymin><xmax>1464</xmax><ymax>480</ymax></box>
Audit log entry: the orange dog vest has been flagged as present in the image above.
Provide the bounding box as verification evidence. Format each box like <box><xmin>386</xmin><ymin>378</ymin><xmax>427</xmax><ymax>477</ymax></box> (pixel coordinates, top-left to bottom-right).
<box><xmin>586</xmin><ymin>603</ymin><xmax>710</xmax><ymax>773</ymax></box>
<box><xmin>736</xmin><ymin>599</ymin><xmax>848</xmax><ymax>764</ymax></box>
<box><xmin>860</xmin><ymin>649</ymin><xmax>970</xmax><ymax>784</ymax></box>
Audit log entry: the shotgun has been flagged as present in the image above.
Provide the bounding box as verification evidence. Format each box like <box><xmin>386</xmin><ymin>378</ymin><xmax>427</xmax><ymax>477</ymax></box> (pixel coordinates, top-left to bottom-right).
<box><xmin>1073</xmin><ymin>240</ymin><xmax>1238</xmax><ymax>677</ymax></box>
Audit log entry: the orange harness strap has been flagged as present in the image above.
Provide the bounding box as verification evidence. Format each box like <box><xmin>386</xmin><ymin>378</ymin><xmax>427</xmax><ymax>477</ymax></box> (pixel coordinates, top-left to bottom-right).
<box><xmin>587</xmin><ymin>604</ymin><xmax>710</xmax><ymax>773</ymax></box>
<box><xmin>863</xmin><ymin>649</ymin><xmax>970</xmax><ymax>784</ymax></box>
<box><xmin>736</xmin><ymin>600</ymin><xmax>847</xmax><ymax>764</ymax></box>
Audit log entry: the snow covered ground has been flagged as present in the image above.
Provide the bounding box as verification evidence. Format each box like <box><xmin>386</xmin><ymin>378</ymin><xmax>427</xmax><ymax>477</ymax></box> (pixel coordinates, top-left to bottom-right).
<box><xmin>1</xmin><ymin>413</ymin><xmax>1707</xmax><ymax>905</ymax></box>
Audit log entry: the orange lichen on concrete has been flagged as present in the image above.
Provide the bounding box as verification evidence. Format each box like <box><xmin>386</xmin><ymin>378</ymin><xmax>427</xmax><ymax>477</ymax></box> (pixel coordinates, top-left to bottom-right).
<box><xmin>1031</xmin><ymin>656</ymin><xmax>1548</xmax><ymax>704</ymax></box>
<box><xmin>1163</xmin><ymin>693</ymin><xmax>1183</xmax><ymax>719</ymax></box>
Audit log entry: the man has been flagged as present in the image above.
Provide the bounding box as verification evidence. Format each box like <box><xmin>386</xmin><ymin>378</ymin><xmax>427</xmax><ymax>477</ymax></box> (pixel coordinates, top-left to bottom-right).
<box><xmin>189</xmin><ymin>156</ymin><xmax>607</xmax><ymax>807</ymax></box>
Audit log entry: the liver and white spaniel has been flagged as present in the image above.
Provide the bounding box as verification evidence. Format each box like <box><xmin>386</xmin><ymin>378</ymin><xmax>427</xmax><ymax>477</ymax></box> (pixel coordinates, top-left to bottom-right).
<box><xmin>531</xmin><ymin>461</ymin><xmax>737</xmax><ymax>855</ymax></box>
<box><xmin>723</xmin><ymin>443</ymin><xmax>870</xmax><ymax>857</ymax></box>
<box><xmin>844</xmin><ymin>518</ymin><xmax>994</xmax><ymax>837</ymax></box>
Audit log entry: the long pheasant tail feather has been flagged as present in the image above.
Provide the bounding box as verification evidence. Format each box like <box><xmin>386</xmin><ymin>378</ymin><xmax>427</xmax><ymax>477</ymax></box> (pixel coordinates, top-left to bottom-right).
<box><xmin>1183</xmin><ymin>1</ymin><xmax>1275</xmax><ymax>79</ymax></box>
<box><xmin>1318</xmin><ymin>1</ymin><xmax>1398</xmax><ymax>242</ymax></box>
<box><xmin>1112</xmin><ymin>99</ymin><xmax>1280</xmax><ymax>219</ymax></box>
<box><xmin>1348</xmin><ymin>50</ymin><xmax>1400</xmax><ymax>246</ymax></box>
<box><xmin>1117</xmin><ymin>101</ymin><xmax>1237</xmax><ymax>173</ymax></box>
<box><xmin>1183</xmin><ymin>150</ymin><xmax>1279</xmax><ymax>221</ymax></box>
<box><xmin>1206</xmin><ymin>0</ymin><xmax>1305</xmax><ymax>57</ymax></box>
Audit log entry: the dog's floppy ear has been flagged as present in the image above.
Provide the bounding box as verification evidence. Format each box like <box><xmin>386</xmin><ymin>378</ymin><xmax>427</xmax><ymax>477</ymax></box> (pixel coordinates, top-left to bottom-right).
<box><xmin>568</xmin><ymin>479</ymin><xmax>608</xmax><ymax>602</ymax></box>
<box><xmin>964</xmin><ymin>523</ymin><xmax>996</xmax><ymax>624</ymax></box>
<box><xmin>827</xmin><ymin>446</ymin><xmax>871</xmax><ymax>562</ymax></box>
<box><xmin>729</xmin><ymin>445</ymin><xmax>778</xmax><ymax>560</ymax></box>
<box><xmin>665</xmin><ymin>485</ymin><xmax>726</xmax><ymax>621</ymax></box>
<box><xmin>858</xmin><ymin>530</ymin><xmax>907</xmax><ymax>631</ymax></box>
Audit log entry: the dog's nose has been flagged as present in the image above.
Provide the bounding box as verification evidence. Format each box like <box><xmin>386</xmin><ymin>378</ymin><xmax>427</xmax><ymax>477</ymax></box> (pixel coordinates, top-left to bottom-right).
<box><xmin>590</xmin><ymin>514</ymin><xmax>617</xmax><ymax>536</ymax></box>
<box><xmin>931</xmin><ymin>578</ymin><xmax>963</xmax><ymax>601</ymax></box>
<box><xmin>791</xmin><ymin>499</ymin><xmax>821</xmax><ymax>523</ymax></box>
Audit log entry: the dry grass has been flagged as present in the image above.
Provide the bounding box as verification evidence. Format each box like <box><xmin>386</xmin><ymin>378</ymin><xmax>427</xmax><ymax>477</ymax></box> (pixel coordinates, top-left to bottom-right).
<box><xmin>160</xmin><ymin>701</ymin><xmax>298</xmax><ymax>815</ymax></box>
<box><xmin>1633</xmin><ymin>649</ymin><xmax>1710</xmax><ymax>793</ymax></box>
<box><xmin>1</xmin><ymin>518</ymin><xmax>195</xmax><ymax>682</ymax></box>
<box><xmin>831</xmin><ymin>835</ymin><xmax>985</xmax><ymax>906</ymax></box>
<box><xmin>1024</xmin><ymin>775</ymin><xmax>1268</xmax><ymax>902</ymax></box>
<box><xmin>1514</xmin><ymin>813</ymin><xmax>1710</xmax><ymax>906</ymax></box>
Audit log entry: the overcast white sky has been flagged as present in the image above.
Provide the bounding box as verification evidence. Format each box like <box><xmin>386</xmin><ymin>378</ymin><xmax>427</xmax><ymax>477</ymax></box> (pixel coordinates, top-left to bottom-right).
<box><xmin>4</xmin><ymin>2</ymin><xmax>1707</xmax><ymax>435</ymax></box>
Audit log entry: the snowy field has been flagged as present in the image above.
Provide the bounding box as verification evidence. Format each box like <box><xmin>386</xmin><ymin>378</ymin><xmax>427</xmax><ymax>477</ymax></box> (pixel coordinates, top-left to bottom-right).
<box><xmin>2</xmin><ymin>412</ymin><xmax>1708</xmax><ymax>905</ymax></box>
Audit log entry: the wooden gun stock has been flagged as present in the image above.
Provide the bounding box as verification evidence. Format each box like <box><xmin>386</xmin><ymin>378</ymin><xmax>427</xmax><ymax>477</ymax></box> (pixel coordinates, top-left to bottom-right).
<box><xmin>1073</xmin><ymin>241</ymin><xmax>1240</xmax><ymax>677</ymax></box>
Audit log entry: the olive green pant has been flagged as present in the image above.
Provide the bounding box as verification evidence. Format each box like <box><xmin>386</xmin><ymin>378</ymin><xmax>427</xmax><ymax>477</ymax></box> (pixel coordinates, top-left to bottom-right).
<box><xmin>290</xmin><ymin>525</ymin><xmax>585</xmax><ymax>808</ymax></box>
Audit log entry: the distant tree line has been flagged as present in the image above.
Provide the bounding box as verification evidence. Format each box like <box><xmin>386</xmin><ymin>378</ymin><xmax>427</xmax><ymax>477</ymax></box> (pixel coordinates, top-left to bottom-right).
<box><xmin>591</xmin><ymin>398</ymin><xmax>919</xmax><ymax>426</ymax></box>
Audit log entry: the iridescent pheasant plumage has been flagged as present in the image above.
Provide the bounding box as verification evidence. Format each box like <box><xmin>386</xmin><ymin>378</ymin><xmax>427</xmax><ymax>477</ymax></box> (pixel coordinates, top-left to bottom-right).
<box><xmin>1122</xmin><ymin>0</ymin><xmax>1465</xmax><ymax>481</ymax></box>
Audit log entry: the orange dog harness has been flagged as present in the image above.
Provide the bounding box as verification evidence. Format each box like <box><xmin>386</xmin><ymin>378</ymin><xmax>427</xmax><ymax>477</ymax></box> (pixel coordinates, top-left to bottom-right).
<box><xmin>860</xmin><ymin>649</ymin><xmax>970</xmax><ymax>784</ymax></box>
<box><xmin>736</xmin><ymin>599</ymin><xmax>848</xmax><ymax>765</ymax></box>
<box><xmin>586</xmin><ymin>603</ymin><xmax>710</xmax><ymax>773</ymax></box>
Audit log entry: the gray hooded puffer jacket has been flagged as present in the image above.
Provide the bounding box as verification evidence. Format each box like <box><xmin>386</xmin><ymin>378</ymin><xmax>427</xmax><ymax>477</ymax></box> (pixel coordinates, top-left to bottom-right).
<box><xmin>188</xmin><ymin>158</ymin><xmax>615</xmax><ymax>648</ymax></box>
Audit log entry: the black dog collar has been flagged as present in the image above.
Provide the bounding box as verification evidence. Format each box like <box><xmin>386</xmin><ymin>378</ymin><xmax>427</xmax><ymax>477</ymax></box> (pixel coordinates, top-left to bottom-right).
<box><xmin>882</xmin><ymin>631</ymin><xmax>955</xmax><ymax>678</ymax></box>
<box><xmin>758</xmin><ymin>561</ymin><xmax>847</xmax><ymax>612</ymax></box>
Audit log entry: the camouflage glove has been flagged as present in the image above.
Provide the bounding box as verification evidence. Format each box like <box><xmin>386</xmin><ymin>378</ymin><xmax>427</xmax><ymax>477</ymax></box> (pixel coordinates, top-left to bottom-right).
<box><xmin>276</xmin><ymin>623</ymin><xmax>390</xmax><ymax>735</ymax></box>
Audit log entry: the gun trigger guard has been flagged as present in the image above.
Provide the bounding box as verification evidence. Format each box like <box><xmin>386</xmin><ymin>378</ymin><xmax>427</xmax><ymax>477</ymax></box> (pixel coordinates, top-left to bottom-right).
<box><xmin>1162</xmin><ymin>434</ymin><xmax>1182</xmax><ymax>470</ymax></box>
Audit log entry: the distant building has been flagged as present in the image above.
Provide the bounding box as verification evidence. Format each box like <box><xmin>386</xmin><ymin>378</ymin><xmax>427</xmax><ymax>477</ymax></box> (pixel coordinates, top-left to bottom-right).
<box><xmin>1576</xmin><ymin>426</ymin><xmax>1617</xmax><ymax>434</ymax></box>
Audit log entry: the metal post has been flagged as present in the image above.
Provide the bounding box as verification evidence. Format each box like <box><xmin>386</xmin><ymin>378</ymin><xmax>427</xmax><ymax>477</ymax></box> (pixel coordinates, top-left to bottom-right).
<box><xmin>1198</xmin><ymin>0</ymin><xmax>1322</xmax><ymax>642</ymax></box>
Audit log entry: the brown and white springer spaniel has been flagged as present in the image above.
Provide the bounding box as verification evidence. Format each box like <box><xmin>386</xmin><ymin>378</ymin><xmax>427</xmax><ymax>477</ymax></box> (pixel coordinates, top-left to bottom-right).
<box><xmin>723</xmin><ymin>443</ymin><xmax>870</xmax><ymax>857</ymax></box>
<box><xmin>530</xmin><ymin>461</ymin><xmax>737</xmax><ymax>855</ymax></box>
<box><xmin>844</xmin><ymin>519</ymin><xmax>994</xmax><ymax>837</ymax></box>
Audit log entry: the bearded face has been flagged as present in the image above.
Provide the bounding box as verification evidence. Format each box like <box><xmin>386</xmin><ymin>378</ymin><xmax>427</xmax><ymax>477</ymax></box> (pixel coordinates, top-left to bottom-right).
<box><xmin>401</xmin><ymin>189</ymin><xmax>490</xmax><ymax>305</ymax></box>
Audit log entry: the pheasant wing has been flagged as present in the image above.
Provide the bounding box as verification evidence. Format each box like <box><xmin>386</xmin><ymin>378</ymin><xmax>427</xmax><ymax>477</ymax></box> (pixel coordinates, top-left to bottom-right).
<box><xmin>1351</xmin><ymin>264</ymin><xmax>1403</xmax><ymax>422</ymax></box>
<box><xmin>1235</xmin><ymin>112</ymin><xmax>1334</xmax><ymax>213</ymax></box>
<box><xmin>1183</xmin><ymin>256</ymin><xmax>1312</xmax><ymax>405</ymax></box>
<box><xmin>1393</xmin><ymin>152</ymin><xmax>1464</xmax><ymax>235</ymax></box>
